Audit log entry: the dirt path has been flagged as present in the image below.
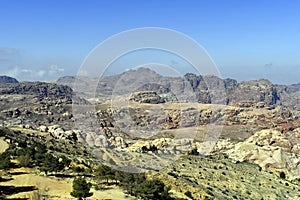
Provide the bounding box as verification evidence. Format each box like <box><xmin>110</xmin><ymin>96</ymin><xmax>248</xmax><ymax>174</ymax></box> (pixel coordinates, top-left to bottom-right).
<box><xmin>0</xmin><ymin>138</ymin><xmax>9</xmax><ymax>154</ymax></box>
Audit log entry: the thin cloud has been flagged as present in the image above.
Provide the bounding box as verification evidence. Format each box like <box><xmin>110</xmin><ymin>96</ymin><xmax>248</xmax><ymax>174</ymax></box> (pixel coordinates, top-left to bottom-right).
<box><xmin>6</xmin><ymin>67</ymin><xmax>45</xmax><ymax>80</ymax></box>
<box><xmin>0</xmin><ymin>48</ymin><xmax>18</xmax><ymax>55</ymax></box>
<box><xmin>49</xmin><ymin>64</ymin><xmax>64</xmax><ymax>76</ymax></box>
<box><xmin>4</xmin><ymin>65</ymin><xmax>64</xmax><ymax>81</ymax></box>
<box><xmin>6</xmin><ymin>67</ymin><xmax>21</xmax><ymax>78</ymax></box>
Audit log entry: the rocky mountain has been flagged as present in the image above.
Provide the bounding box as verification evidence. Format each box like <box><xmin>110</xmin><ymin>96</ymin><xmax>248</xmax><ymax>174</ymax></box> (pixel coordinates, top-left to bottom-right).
<box><xmin>0</xmin><ymin>82</ymin><xmax>73</xmax><ymax>99</ymax></box>
<box><xmin>0</xmin><ymin>75</ymin><xmax>18</xmax><ymax>83</ymax></box>
<box><xmin>0</xmin><ymin>81</ymin><xmax>88</xmax><ymax>129</ymax></box>
<box><xmin>0</xmin><ymin>70</ymin><xmax>299</xmax><ymax>199</ymax></box>
<box><xmin>57</xmin><ymin>67</ymin><xmax>300</xmax><ymax>111</ymax></box>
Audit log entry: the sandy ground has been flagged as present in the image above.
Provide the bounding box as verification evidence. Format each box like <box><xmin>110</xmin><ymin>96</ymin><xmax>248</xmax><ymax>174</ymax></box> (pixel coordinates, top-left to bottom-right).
<box><xmin>0</xmin><ymin>138</ymin><xmax>9</xmax><ymax>154</ymax></box>
<box><xmin>1</xmin><ymin>168</ymin><xmax>134</xmax><ymax>200</ymax></box>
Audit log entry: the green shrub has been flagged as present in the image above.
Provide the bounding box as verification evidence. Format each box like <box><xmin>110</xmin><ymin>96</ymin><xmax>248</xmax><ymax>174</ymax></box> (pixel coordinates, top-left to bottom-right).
<box><xmin>188</xmin><ymin>148</ymin><xmax>199</xmax><ymax>156</ymax></box>
<box><xmin>94</xmin><ymin>165</ymin><xmax>115</xmax><ymax>183</ymax></box>
<box><xmin>185</xmin><ymin>191</ymin><xmax>194</xmax><ymax>199</ymax></box>
<box><xmin>70</xmin><ymin>177</ymin><xmax>93</xmax><ymax>200</ymax></box>
<box><xmin>0</xmin><ymin>152</ymin><xmax>11</xmax><ymax>170</ymax></box>
<box><xmin>18</xmin><ymin>153</ymin><xmax>32</xmax><ymax>167</ymax></box>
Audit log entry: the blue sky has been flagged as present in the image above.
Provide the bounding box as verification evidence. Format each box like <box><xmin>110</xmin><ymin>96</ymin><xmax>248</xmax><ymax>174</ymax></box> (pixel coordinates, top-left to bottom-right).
<box><xmin>0</xmin><ymin>0</ymin><xmax>300</xmax><ymax>84</ymax></box>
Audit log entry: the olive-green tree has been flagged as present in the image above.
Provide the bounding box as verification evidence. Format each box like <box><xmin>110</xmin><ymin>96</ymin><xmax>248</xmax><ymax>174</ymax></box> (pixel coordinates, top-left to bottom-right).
<box><xmin>94</xmin><ymin>165</ymin><xmax>115</xmax><ymax>184</ymax></box>
<box><xmin>0</xmin><ymin>152</ymin><xmax>11</xmax><ymax>170</ymax></box>
<box><xmin>70</xmin><ymin>177</ymin><xmax>93</xmax><ymax>200</ymax></box>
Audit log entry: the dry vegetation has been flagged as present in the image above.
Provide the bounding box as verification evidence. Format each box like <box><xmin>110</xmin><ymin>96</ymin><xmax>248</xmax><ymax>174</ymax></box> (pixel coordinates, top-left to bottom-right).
<box><xmin>156</xmin><ymin>154</ymin><xmax>300</xmax><ymax>200</ymax></box>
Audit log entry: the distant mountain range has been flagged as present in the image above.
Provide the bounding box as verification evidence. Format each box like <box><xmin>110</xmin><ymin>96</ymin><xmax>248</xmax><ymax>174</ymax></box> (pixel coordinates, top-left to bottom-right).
<box><xmin>57</xmin><ymin>68</ymin><xmax>300</xmax><ymax>112</ymax></box>
<box><xmin>1</xmin><ymin>68</ymin><xmax>299</xmax><ymax>112</ymax></box>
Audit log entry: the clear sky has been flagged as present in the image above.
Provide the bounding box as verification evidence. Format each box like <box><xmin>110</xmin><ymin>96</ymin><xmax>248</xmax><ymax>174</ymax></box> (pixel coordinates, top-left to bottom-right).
<box><xmin>0</xmin><ymin>0</ymin><xmax>300</xmax><ymax>84</ymax></box>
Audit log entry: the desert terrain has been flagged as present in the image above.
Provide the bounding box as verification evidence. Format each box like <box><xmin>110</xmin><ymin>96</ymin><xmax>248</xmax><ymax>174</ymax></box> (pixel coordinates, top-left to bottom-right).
<box><xmin>0</xmin><ymin>69</ymin><xmax>300</xmax><ymax>199</ymax></box>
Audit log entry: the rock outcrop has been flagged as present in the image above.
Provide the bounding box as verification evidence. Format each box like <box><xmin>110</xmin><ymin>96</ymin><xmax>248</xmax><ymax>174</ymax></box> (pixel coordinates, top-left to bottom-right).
<box><xmin>129</xmin><ymin>91</ymin><xmax>165</xmax><ymax>104</ymax></box>
<box><xmin>0</xmin><ymin>82</ymin><xmax>73</xmax><ymax>100</ymax></box>
<box><xmin>0</xmin><ymin>75</ymin><xmax>18</xmax><ymax>83</ymax></box>
<box><xmin>219</xmin><ymin>129</ymin><xmax>300</xmax><ymax>182</ymax></box>
<box><xmin>230</xmin><ymin>79</ymin><xmax>279</xmax><ymax>105</ymax></box>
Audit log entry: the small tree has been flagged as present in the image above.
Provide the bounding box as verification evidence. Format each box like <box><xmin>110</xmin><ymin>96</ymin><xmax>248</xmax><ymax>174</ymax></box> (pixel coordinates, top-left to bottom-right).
<box><xmin>18</xmin><ymin>153</ymin><xmax>32</xmax><ymax>167</ymax></box>
<box><xmin>141</xmin><ymin>146</ymin><xmax>148</xmax><ymax>153</ymax></box>
<box><xmin>40</xmin><ymin>154</ymin><xmax>61</xmax><ymax>174</ymax></box>
<box><xmin>185</xmin><ymin>191</ymin><xmax>194</xmax><ymax>199</ymax></box>
<box><xmin>188</xmin><ymin>148</ymin><xmax>199</xmax><ymax>156</ymax></box>
<box><xmin>279</xmin><ymin>172</ymin><xmax>286</xmax><ymax>179</ymax></box>
<box><xmin>0</xmin><ymin>152</ymin><xmax>11</xmax><ymax>170</ymax></box>
<box><xmin>94</xmin><ymin>165</ymin><xmax>115</xmax><ymax>184</ymax></box>
<box><xmin>70</xmin><ymin>177</ymin><xmax>93</xmax><ymax>200</ymax></box>
<box><xmin>118</xmin><ymin>172</ymin><xmax>136</xmax><ymax>194</ymax></box>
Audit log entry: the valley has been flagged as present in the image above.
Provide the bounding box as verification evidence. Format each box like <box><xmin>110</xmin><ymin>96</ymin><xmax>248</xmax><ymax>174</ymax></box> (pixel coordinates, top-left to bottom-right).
<box><xmin>0</xmin><ymin>69</ymin><xmax>300</xmax><ymax>199</ymax></box>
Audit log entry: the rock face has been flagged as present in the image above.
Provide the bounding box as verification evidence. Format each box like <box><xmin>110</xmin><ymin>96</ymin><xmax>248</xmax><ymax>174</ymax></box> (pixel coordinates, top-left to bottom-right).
<box><xmin>0</xmin><ymin>75</ymin><xmax>18</xmax><ymax>83</ymax></box>
<box><xmin>221</xmin><ymin>129</ymin><xmax>300</xmax><ymax>182</ymax></box>
<box><xmin>230</xmin><ymin>79</ymin><xmax>279</xmax><ymax>105</ymax></box>
<box><xmin>0</xmin><ymin>82</ymin><xmax>89</xmax><ymax>105</ymax></box>
<box><xmin>129</xmin><ymin>91</ymin><xmax>165</xmax><ymax>104</ymax></box>
<box><xmin>184</xmin><ymin>74</ymin><xmax>233</xmax><ymax>104</ymax></box>
<box><xmin>0</xmin><ymin>81</ymin><xmax>90</xmax><ymax>130</ymax></box>
<box><xmin>0</xmin><ymin>82</ymin><xmax>73</xmax><ymax>99</ymax></box>
<box><xmin>56</xmin><ymin>76</ymin><xmax>76</xmax><ymax>85</ymax></box>
<box><xmin>57</xmin><ymin>67</ymin><xmax>300</xmax><ymax>111</ymax></box>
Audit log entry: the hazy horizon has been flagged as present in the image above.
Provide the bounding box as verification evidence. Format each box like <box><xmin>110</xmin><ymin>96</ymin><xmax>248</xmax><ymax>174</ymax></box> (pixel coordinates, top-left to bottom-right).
<box><xmin>2</xmin><ymin>66</ymin><xmax>299</xmax><ymax>86</ymax></box>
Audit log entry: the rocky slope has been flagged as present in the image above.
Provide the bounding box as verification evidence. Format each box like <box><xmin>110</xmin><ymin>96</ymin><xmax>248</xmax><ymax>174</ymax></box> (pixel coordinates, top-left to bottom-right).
<box><xmin>214</xmin><ymin>128</ymin><xmax>300</xmax><ymax>182</ymax></box>
<box><xmin>0</xmin><ymin>82</ymin><xmax>73</xmax><ymax>99</ymax></box>
<box><xmin>157</xmin><ymin>154</ymin><xmax>300</xmax><ymax>200</ymax></box>
<box><xmin>0</xmin><ymin>71</ymin><xmax>299</xmax><ymax>199</ymax></box>
<box><xmin>69</xmin><ymin>99</ymin><xmax>300</xmax><ymax>174</ymax></box>
<box><xmin>0</xmin><ymin>82</ymin><xmax>88</xmax><ymax>129</ymax></box>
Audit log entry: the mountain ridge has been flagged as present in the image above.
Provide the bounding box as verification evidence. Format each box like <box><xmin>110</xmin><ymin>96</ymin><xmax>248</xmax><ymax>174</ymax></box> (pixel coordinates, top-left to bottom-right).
<box><xmin>56</xmin><ymin>68</ymin><xmax>300</xmax><ymax>111</ymax></box>
<box><xmin>0</xmin><ymin>75</ymin><xmax>18</xmax><ymax>83</ymax></box>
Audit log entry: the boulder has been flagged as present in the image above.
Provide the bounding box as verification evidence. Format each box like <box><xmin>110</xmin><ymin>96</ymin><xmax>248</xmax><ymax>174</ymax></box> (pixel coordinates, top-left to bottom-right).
<box><xmin>129</xmin><ymin>91</ymin><xmax>165</xmax><ymax>104</ymax></box>
<box><xmin>38</xmin><ymin>125</ymin><xmax>48</xmax><ymax>132</ymax></box>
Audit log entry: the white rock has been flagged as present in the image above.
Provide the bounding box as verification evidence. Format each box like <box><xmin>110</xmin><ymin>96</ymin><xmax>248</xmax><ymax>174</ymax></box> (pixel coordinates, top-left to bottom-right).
<box><xmin>38</xmin><ymin>125</ymin><xmax>48</xmax><ymax>132</ymax></box>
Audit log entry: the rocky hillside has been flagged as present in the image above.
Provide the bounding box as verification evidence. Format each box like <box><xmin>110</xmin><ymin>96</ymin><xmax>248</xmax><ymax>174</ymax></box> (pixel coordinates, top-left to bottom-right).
<box><xmin>57</xmin><ymin>67</ymin><xmax>300</xmax><ymax>111</ymax></box>
<box><xmin>156</xmin><ymin>154</ymin><xmax>300</xmax><ymax>200</ymax></box>
<box><xmin>0</xmin><ymin>75</ymin><xmax>18</xmax><ymax>83</ymax></box>
<box><xmin>0</xmin><ymin>82</ymin><xmax>73</xmax><ymax>98</ymax></box>
<box><xmin>0</xmin><ymin>71</ymin><xmax>299</xmax><ymax>199</ymax></box>
<box><xmin>214</xmin><ymin>128</ymin><xmax>300</xmax><ymax>182</ymax></box>
<box><xmin>0</xmin><ymin>82</ymin><xmax>88</xmax><ymax>129</ymax></box>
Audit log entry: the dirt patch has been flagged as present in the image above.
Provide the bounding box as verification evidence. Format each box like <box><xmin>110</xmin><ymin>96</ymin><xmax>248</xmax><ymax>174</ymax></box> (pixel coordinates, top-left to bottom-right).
<box><xmin>1</xmin><ymin>168</ymin><xmax>134</xmax><ymax>200</ymax></box>
<box><xmin>0</xmin><ymin>138</ymin><xmax>9</xmax><ymax>154</ymax></box>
